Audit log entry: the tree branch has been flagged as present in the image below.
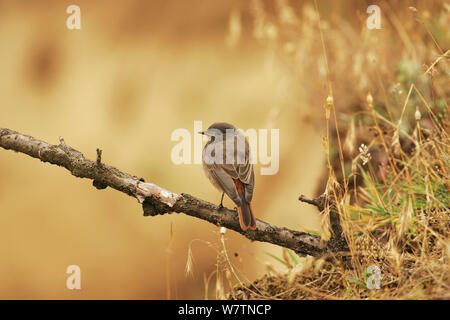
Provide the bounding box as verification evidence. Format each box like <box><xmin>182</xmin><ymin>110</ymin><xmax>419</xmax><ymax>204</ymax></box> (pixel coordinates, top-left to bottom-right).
<box><xmin>0</xmin><ymin>127</ymin><xmax>346</xmax><ymax>257</ymax></box>
<box><xmin>298</xmin><ymin>194</ymin><xmax>349</xmax><ymax>253</ymax></box>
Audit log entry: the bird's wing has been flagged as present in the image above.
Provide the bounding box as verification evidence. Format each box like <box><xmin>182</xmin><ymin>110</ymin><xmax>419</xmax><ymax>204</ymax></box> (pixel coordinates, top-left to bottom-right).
<box><xmin>208</xmin><ymin>168</ymin><xmax>242</xmax><ymax>206</ymax></box>
<box><xmin>243</xmin><ymin>169</ymin><xmax>254</xmax><ymax>203</ymax></box>
<box><xmin>221</xmin><ymin>132</ymin><xmax>254</xmax><ymax>202</ymax></box>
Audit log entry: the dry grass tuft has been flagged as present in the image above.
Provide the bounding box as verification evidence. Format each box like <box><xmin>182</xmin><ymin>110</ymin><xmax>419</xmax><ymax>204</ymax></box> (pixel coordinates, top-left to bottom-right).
<box><xmin>226</xmin><ymin>0</ymin><xmax>449</xmax><ymax>300</ymax></box>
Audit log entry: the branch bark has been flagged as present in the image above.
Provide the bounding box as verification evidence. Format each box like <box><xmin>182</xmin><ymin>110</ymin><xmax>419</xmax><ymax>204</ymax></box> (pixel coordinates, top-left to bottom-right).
<box><xmin>298</xmin><ymin>194</ymin><xmax>349</xmax><ymax>253</ymax></box>
<box><xmin>0</xmin><ymin>127</ymin><xmax>347</xmax><ymax>257</ymax></box>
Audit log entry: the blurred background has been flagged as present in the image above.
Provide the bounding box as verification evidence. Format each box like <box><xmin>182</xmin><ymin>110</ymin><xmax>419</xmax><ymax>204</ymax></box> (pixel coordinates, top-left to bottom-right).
<box><xmin>0</xmin><ymin>0</ymin><xmax>447</xmax><ymax>299</ymax></box>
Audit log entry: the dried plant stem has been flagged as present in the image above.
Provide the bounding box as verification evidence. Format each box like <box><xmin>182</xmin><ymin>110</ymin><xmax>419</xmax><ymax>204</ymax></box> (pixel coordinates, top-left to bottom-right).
<box><xmin>314</xmin><ymin>0</ymin><xmax>347</xmax><ymax>190</ymax></box>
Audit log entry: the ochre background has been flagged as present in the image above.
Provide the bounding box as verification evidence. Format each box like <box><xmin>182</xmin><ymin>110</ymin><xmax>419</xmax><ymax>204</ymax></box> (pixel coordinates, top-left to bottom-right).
<box><xmin>2</xmin><ymin>0</ymin><xmax>445</xmax><ymax>299</ymax></box>
<box><xmin>0</xmin><ymin>0</ymin><xmax>324</xmax><ymax>299</ymax></box>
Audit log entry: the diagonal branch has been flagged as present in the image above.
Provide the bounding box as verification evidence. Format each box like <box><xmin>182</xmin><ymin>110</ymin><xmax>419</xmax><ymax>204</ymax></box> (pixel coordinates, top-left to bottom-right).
<box><xmin>0</xmin><ymin>127</ymin><xmax>346</xmax><ymax>257</ymax></box>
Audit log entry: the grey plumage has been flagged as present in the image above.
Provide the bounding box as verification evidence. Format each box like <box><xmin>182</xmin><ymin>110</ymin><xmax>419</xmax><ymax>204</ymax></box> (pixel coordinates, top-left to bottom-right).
<box><xmin>200</xmin><ymin>122</ymin><xmax>256</xmax><ymax>230</ymax></box>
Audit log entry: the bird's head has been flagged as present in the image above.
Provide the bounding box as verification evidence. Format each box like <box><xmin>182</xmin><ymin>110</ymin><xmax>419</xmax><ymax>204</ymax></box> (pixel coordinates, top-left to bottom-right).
<box><xmin>198</xmin><ymin>122</ymin><xmax>237</xmax><ymax>141</ymax></box>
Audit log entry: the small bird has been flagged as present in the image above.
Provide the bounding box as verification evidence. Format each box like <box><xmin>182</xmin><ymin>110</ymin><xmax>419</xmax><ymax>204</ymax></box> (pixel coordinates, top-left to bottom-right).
<box><xmin>199</xmin><ymin>122</ymin><xmax>256</xmax><ymax>231</ymax></box>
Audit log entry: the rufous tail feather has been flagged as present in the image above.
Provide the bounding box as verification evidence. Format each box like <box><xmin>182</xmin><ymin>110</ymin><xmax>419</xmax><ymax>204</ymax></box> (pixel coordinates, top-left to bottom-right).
<box><xmin>237</xmin><ymin>201</ymin><xmax>256</xmax><ymax>231</ymax></box>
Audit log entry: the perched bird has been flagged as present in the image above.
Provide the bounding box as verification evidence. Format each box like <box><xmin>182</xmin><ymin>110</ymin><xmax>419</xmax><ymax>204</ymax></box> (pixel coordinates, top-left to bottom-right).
<box><xmin>199</xmin><ymin>122</ymin><xmax>256</xmax><ymax>231</ymax></box>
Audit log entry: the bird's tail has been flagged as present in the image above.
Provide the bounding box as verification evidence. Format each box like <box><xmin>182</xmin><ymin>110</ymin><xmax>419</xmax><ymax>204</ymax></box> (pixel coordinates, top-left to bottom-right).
<box><xmin>237</xmin><ymin>201</ymin><xmax>256</xmax><ymax>231</ymax></box>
